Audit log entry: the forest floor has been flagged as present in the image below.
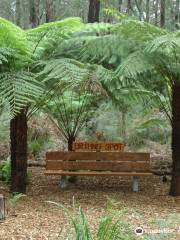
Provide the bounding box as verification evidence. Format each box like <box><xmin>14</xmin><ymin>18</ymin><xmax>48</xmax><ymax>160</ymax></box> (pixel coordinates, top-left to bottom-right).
<box><xmin>0</xmin><ymin>167</ymin><xmax>180</xmax><ymax>240</ymax></box>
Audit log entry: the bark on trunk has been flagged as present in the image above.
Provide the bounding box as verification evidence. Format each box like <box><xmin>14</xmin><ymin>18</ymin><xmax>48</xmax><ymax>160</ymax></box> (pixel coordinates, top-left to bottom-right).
<box><xmin>126</xmin><ymin>0</ymin><xmax>132</xmax><ymax>15</ymax></box>
<box><xmin>135</xmin><ymin>0</ymin><xmax>143</xmax><ymax>21</ymax></box>
<box><xmin>175</xmin><ymin>0</ymin><xmax>180</xmax><ymax>29</ymax></box>
<box><xmin>29</xmin><ymin>0</ymin><xmax>40</xmax><ymax>28</ymax></box>
<box><xmin>155</xmin><ymin>0</ymin><xmax>159</xmax><ymax>26</ymax></box>
<box><xmin>146</xmin><ymin>0</ymin><xmax>150</xmax><ymax>22</ymax></box>
<box><xmin>119</xmin><ymin>0</ymin><xmax>122</xmax><ymax>12</ymax></box>
<box><xmin>68</xmin><ymin>137</ymin><xmax>75</xmax><ymax>151</ymax></box>
<box><xmin>170</xmin><ymin>83</ymin><xmax>180</xmax><ymax>196</ymax></box>
<box><xmin>121</xmin><ymin>112</ymin><xmax>126</xmax><ymax>142</ymax></box>
<box><xmin>45</xmin><ymin>0</ymin><xmax>55</xmax><ymax>23</ymax></box>
<box><xmin>88</xmin><ymin>0</ymin><xmax>100</xmax><ymax>23</ymax></box>
<box><xmin>16</xmin><ymin>0</ymin><xmax>21</xmax><ymax>26</ymax></box>
<box><xmin>10</xmin><ymin>111</ymin><xmax>28</xmax><ymax>193</ymax></box>
<box><xmin>160</xmin><ymin>0</ymin><xmax>165</xmax><ymax>28</ymax></box>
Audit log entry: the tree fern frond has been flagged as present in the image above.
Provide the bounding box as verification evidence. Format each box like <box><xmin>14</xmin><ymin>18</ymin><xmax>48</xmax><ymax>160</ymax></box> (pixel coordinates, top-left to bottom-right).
<box><xmin>0</xmin><ymin>17</ymin><xmax>30</xmax><ymax>61</ymax></box>
<box><xmin>26</xmin><ymin>18</ymin><xmax>84</xmax><ymax>60</ymax></box>
<box><xmin>115</xmin><ymin>51</ymin><xmax>153</xmax><ymax>78</ymax></box>
<box><xmin>38</xmin><ymin>58</ymin><xmax>89</xmax><ymax>87</ymax></box>
<box><xmin>79</xmin><ymin>35</ymin><xmax>138</xmax><ymax>66</ymax></box>
<box><xmin>145</xmin><ymin>34</ymin><xmax>180</xmax><ymax>54</ymax></box>
<box><xmin>0</xmin><ymin>71</ymin><xmax>44</xmax><ymax>117</ymax></box>
<box><xmin>77</xmin><ymin>22</ymin><xmax>113</xmax><ymax>37</ymax></box>
<box><xmin>0</xmin><ymin>48</ymin><xmax>15</xmax><ymax>65</ymax></box>
<box><xmin>114</xmin><ymin>19</ymin><xmax>168</xmax><ymax>42</ymax></box>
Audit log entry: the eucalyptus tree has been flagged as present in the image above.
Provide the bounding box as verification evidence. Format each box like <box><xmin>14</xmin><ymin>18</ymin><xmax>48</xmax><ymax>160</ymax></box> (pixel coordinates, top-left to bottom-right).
<box><xmin>88</xmin><ymin>0</ymin><xmax>100</xmax><ymax>23</ymax></box>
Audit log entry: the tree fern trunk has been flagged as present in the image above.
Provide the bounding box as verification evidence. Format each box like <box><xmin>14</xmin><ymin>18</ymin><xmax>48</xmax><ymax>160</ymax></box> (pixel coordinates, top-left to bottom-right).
<box><xmin>68</xmin><ymin>136</ymin><xmax>75</xmax><ymax>151</ymax></box>
<box><xmin>10</xmin><ymin>111</ymin><xmax>27</xmax><ymax>193</ymax></box>
<box><xmin>170</xmin><ymin>83</ymin><xmax>180</xmax><ymax>196</ymax></box>
<box><xmin>88</xmin><ymin>0</ymin><xmax>100</xmax><ymax>23</ymax></box>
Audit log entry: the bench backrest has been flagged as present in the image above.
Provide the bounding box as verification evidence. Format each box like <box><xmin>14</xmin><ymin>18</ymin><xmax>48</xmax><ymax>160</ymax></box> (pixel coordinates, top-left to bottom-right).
<box><xmin>73</xmin><ymin>142</ymin><xmax>124</xmax><ymax>152</ymax></box>
<box><xmin>46</xmin><ymin>151</ymin><xmax>150</xmax><ymax>172</ymax></box>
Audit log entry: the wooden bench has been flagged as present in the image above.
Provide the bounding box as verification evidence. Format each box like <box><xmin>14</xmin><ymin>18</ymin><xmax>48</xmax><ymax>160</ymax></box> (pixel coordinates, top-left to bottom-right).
<box><xmin>45</xmin><ymin>151</ymin><xmax>151</xmax><ymax>192</ymax></box>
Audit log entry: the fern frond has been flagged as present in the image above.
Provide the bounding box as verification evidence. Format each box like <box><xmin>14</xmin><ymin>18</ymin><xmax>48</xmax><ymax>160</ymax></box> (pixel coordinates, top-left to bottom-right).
<box><xmin>115</xmin><ymin>51</ymin><xmax>153</xmax><ymax>78</ymax></box>
<box><xmin>0</xmin><ymin>71</ymin><xmax>44</xmax><ymax>117</ymax></box>
<box><xmin>145</xmin><ymin>34</ymin><xmax>180</xmax><ymax>54</ymax></box>
<box><xmin>0</xmin><ymin>17</ymin><xmax>30</xmax><ymax>62</ymax></box>
<box><xmin>26</xmin><ymin>18</ymin><xmax>84</xmax><ymax>60</ymax></box>
<box><xmin>114</xmin><ymin>19</ymin><xmax>168</xmax><ymax>42</ymax></box>
<box><xmin>0</xmin><ymin>48</ymin><xmax>15</xmax><ymax>65</ymax></box>
<box><xmin>38</xmin><ymin>58</ymin><xmax>90</xmax><ymax>88</ymax></box>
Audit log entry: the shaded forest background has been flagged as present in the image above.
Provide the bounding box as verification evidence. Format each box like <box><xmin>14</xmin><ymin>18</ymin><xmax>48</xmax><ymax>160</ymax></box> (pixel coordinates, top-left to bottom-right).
<box><xmin>0</xmin><ymin>0</ymin><xmax>179</xmax><ymax>176</ymax></box>
<box><xmin>0</xmin><ymin>0</ymin><xmax>179</xmax><ymax>30</ymax></box>
<box><xmin>0</xmin><ymin>0</ymin><xmax>180</xmax><ymax>159</ymax></box>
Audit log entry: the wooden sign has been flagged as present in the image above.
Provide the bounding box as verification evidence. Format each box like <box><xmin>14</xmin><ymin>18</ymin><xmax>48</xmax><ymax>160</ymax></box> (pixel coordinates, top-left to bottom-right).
<box><xmin>73</xmin><ymin>141</ymin><xmax>124</xmax><ymax>152</ymax></box>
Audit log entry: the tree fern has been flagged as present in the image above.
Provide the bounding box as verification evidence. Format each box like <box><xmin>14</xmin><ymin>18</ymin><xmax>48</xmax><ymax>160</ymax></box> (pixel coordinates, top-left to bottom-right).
<box><xmin>0</xmin><ymin>17</ymin><xmax>30</xmax><ymax>64</ymax></box>
<box><xmin>26</xmin><ymin>18</ymin><xmax>84</xmax><ymax>61</ymax></box>
<box><xmin>0</xmin><ymin>71</ymin><xmax>44</xmax><ymax>117</ymax></box>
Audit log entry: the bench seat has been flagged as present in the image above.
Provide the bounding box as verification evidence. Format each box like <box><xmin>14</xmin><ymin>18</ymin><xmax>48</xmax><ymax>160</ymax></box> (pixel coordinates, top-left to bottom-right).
<box><xmin>45</xmin><ymin>151</ymin><xmax>151</xmax><ymax>191</ymax></box>
<box><xmin>45</xmin><ymin>170</ymin><xmax>152</xmax><ymax>176</ymax></box>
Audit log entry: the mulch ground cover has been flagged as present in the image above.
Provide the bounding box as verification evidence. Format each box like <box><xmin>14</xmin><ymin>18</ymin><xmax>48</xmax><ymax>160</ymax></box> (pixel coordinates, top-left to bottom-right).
<box><xmin>0</xmin><ymin>167</ymin><xmax>180</xmax><ymax>240</ymax></box>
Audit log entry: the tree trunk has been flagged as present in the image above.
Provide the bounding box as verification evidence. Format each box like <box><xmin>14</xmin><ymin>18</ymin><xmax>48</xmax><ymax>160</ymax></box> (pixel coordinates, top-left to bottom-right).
<box><xmin>175</xmin><ymin>0</ymin><xmax>180</xmax><ymax>29</ymax></box>
<box><xmin>29</xmin><ymin>0</ymin><xmax>40</xmax><ymax>28</ymax></box>
<box><xmin>146</xmin><ymin>0</ymin><xmax>150</xmax><ymax>22</ymax></box>
<box><xmin>121</xmin><ymin>112</ymin><xmax>126</xmax><ymax>142</ymax></box>
<box><xmin>126</xmin><ymin>0</ymin><xmax>132</xmax><ymax>15</ymax></box>
<box><xmin>119</xmin><ymin>0</ymin><xmax>122</xmax><ymax>12</ymax></box>
<box><xmin>170</xmin><ymin>83</ymin><xmax>180</xmax><ymax>196</ymax></box>
<box><xmin>155</xmin><ymin>0</ymin><xmax>159</xmax><ymax>26</ymax></box>
<box><xmin>10</xmin><ymin>111</ymin><xmax>28</xmax><ymax>193</ymax></box>
<box><xmin>68</xmin><ymin>136</ymin><xmax>75</xmax><ymax>151</ymax></box>
<box><xmin>15</xmin><ymin>0</ymin><xmax>21</xmax><ymax>26</ymax></box>
<box><xmin>135</xmin><ymin>0</ymin><xmax>143</xmax><ymax>21</ymax></box>
<box><xmin>160</xmin><ymin>0</ymin><xmax>165</xmax><ymax>28</ymax></box>
<box><xmin>45</xmin><ymin>0</ymin><xmax>55</xmax><ymax>23</ymax></box>
<box><xmin>88</xmin><ymin>0</ymin><xmax>100</xmax><ymax>23</ymax></box>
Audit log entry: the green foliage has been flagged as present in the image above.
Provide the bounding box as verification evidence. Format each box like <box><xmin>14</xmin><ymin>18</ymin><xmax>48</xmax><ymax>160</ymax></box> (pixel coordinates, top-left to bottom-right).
<box><xmin>29</xmin><ymin>140</ymin><xmax>44</xmax><ymax>157</ymax></box>
<box><xmin>9</xmin><ymin>192</ymin><xmax>26</xmax><ymax>208</ymax></box>
<box><xmin>0</xmin><ymin>71</ymin><xmax>44</xmax><ymax>117</ymax></box>
<box><xmin>26</xmin><ymin>18</ymin><xmax>84</xmax><ymax>60</ymax></box>
<box><xmin>0</xmin><ymin>18</ymin><xmax>29</xmax><ymax>59</ymax></box>
<box><xmin>29</xmin><ymin>137</ymin><xmax>47</xmax><ymax>157</ymax></box>
<box><xmin>0</xmin><ymin>159</ymin><xmax>32</xmax><ymax>184</ymax></box>
<box><xmin>47</xmin><ymin>201</ymin><xmax>135</xmax><ymax>240</ymax></box>
<box><xmin>45</xmin><ymin>78</ymin><xmax>103</xmax><ymax>142</ymax></box>
<box><xmin>0</xmin><ymin>159</ymin><xmax>11</xmax><ymax>183</ymax></box>
<box><xmin>0</xmin><ymin>48</ymin><xmax>15</xmax><ymax>66</ymax></box>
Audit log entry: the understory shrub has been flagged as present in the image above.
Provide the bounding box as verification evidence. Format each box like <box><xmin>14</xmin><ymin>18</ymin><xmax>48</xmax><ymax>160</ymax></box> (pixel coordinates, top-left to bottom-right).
<box><xmin>47</xmin><ymin>201</ymin><xmax>136</xmax><ymax>240</ymax></box>
<box><xmin>0</xmin><ymin>159</ymin><xmax>11</xmax><ymax>183</ymax></box>
<box><xmin>0</xmin><ymin>158</ymin><xmax>32</xmax><ymax>184</ymax></box>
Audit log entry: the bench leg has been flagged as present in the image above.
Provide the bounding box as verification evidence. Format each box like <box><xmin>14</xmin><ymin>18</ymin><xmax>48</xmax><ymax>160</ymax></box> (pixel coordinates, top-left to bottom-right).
<box><xmin>59</xmin><ymin>176</ymin><xmax>69</xmax><ymax>189</ymax></box>
<box><xmin>132</xmin><ymin>176</ymin><xmax>139</xmax><ymax>192</ymax></box>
